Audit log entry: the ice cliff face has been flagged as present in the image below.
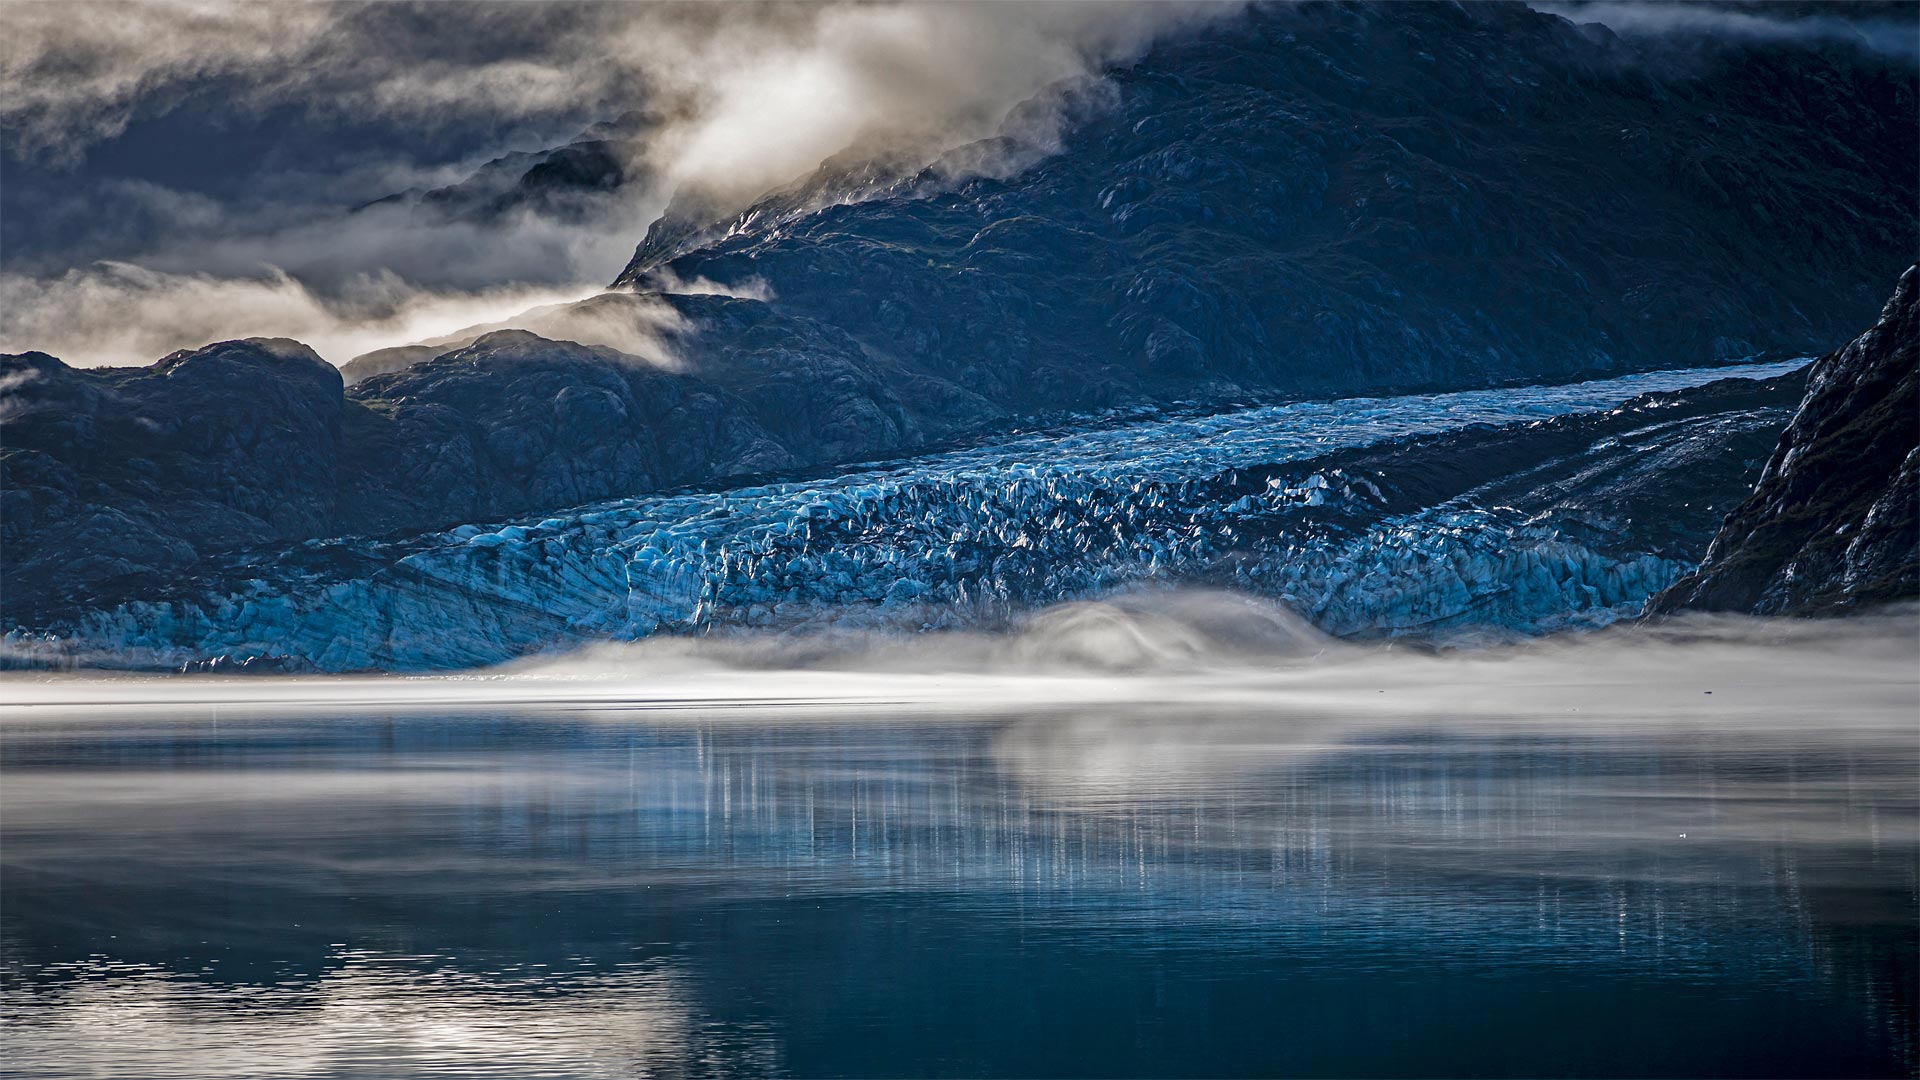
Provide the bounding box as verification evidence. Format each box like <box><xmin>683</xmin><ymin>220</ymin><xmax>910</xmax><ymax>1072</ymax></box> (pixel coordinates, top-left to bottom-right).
<box><xmin>3</xmin><ymin>361</ymin><xmax>1802</xmax><ymax>671</ymax></box>
<box><xmin>1649</xmin><ymin>267</ymin><xmax>1919</xmax><ymax>615</ymax></box>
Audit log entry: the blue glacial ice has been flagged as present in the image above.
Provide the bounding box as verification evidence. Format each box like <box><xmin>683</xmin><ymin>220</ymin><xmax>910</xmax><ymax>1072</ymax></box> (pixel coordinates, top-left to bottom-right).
<box><xmin>10</xmin><ymin>360</ymin><xmax>1805</xmax><ymax>670</ymax></box>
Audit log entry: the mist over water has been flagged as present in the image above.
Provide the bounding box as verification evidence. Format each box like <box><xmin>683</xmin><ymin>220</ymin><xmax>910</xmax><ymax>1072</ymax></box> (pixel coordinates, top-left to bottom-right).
<box><xmin>3</xmin><ymin>603</ymin><xmax>1914</xmax><ymax>1076</ymax></box>
<box><xmin>3</xmin><ymin>2</ymin><xmax>1914</xmax><ymax>1073</ymax></box>
<box><xmin>8</xmin><ymin>593</ymin><xmax>1915</xmax><ymax>722</ymax></box>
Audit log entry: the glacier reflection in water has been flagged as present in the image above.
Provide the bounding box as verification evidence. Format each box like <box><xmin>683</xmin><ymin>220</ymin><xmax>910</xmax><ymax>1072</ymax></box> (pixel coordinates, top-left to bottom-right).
<box><xmin>2</xmin><ymin>607</ymin><xmax>1915</xmax><ymax>1077</ymax></box>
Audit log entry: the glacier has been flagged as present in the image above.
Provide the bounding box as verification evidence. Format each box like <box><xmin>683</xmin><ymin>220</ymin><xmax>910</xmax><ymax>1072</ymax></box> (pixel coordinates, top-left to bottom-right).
<box><xmin>4</xmin><ymin>360</ymin><xmax>1806</xmax><ymax>672</ymax></box>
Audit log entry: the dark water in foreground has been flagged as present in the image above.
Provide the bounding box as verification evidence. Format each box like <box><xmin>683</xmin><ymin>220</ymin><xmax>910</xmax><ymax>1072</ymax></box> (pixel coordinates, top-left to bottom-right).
<box><xmin>2</xmin><ymin>619</ymin><xmax>1916</xmax><ymax>1077</ymax></box>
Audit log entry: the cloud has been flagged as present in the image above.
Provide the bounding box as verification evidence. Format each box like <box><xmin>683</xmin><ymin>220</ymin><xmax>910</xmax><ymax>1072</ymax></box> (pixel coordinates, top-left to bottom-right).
<box><xmin>376</xmin><ymin>292</ymin><xmax>713</xmax><ymax>374</ymax></box>
<box><xmin>0</xmin><ymin>2</ymin><xmax>628</xmax><ymax>167</ymax></box>
<box><xmin>153</xmin><ymin>196</ymin><xmax>664</xmax><ymax>295</ymax></box>
<box><xmin>3</xmin><ymin>1</ymin><xmax>1241</xmax><ymax>187</ymax></box>
<box><xmin>634</xmin><ymin>2</ymin><xmax>1242</xmax><ymax>206</ymax></box>
<box><xmin>0</xmin><ymin>168</ymin><xmax>687</xmax><ymax>367</ymax></box>
<box><xmin>0</xmin><ymin>262</ymin><xmax>604</xmax><ymax>367</ymax></box>
<box><xmin>2</xmin><ymin>1</ymin><xmax>1243</xmax><ymax>366</ymax></box>
<box><xmin>0</xmin><ymin>262</ymin><xmax>758</xmax><ymax>373</ymax></box>
<box><xmin>1535</xmin><ymin>2</ymin><xmax>1920</xmax><ymax>64</ymax></box>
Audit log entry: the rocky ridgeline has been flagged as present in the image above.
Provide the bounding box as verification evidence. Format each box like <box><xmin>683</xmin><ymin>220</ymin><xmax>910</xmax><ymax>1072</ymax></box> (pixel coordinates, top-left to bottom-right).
<box><xmin>0</xmin><ymin>296</ymin><xmax>947</xmax><ymax>610</ymax></box>
<box><xmin>621</xmin><ymin>2</ymin><xmax>1914</xmax><ymax>415</ymax></box>
<box><xmin>3</xmin><ymin>362</ymin><xmax>1799</xmax><ymax>670</ymax></box>
<box><xmin>5</xmin><ymin>2</ymin><xmax>1913</xmax><ymax>618</ymax></box>
<box><xmin>1650</xmin><ymin>266</ymin><xmax>1919</xmax><ymax>615</ymax></box>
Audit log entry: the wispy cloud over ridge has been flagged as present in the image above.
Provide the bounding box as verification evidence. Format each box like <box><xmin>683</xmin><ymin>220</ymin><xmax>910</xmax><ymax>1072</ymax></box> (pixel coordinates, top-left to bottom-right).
<box><xmin>2</xmin><ymin>1</ymin><xmax>1240</xmax><ymax>190</ymax></box>
<box><xmin>0</xmin><ymin>262</ymin><xmax>604</xmax><ymax>368</ymax></box>
<box><xmin>1</xmin><ymin>1</ymin><xmax>1239</xmax><ymax>365</ymax></box>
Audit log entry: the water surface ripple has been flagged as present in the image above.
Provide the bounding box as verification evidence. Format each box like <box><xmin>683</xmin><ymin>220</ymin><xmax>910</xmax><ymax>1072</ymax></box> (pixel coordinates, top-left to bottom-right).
<box><xmin>3</xmin><ymin>615</ymin><xmax>1915</xmax><ymax>1077</ymax></box>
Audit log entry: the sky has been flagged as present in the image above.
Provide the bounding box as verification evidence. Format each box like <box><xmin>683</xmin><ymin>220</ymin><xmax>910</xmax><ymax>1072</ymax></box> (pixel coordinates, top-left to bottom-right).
<box><xmin>0</xmin><ymin>1</ymin><xmax>1247</xmax><ymax>366</ymax></box>
<box><xmin>1</xmin><ymin>0</ymin><xmax>1912</xmax><ymax>367</ymax></box>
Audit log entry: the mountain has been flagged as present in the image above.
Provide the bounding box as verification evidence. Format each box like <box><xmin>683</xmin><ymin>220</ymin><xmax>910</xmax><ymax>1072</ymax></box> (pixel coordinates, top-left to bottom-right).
<box><xmin>357</xmin><ymin>111</ymin><xmax>659</xmax><ymax>225</ymax></box>
<box><xmin>0</xmin><ymin>294</ymin><xmax>957</xmax><ymax>611</ymax></box>
<box><xmin>4</xmin><ymin>1</ymin><xmax>1915</xmax><ymax>645</ymax></box>
<box><xmin>614</xmin><ymin>1</ymin><xmax>1915</xmax><ymax>411</ymax></box>
<box><xmin>1648</xmin><ymin>266</ymin><xmax>1919</xmax><ymax>616</ymax></box>
<box><xmin>3</xmin><ymin>360</ymin><xmax>1803</xmax><ymax>670</ymax></box>
<box><xmin>1</xmin><ymin>340</ymin><xmax>347</xmax><ymax>594</ymax></box>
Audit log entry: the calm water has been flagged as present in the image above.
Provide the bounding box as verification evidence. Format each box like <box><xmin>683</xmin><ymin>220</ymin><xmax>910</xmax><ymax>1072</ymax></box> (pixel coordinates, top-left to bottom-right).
<box><xmin>3</xmin><ymin>620</ymin><xmax>1916</xmax><ymax>1077</ymax></box>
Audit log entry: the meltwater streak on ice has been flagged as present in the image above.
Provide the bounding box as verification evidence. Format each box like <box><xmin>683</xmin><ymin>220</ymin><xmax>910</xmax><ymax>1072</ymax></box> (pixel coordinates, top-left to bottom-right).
<box><xmin>10</xmin><ymin>360</ymin><xmax>1805</xmax><ymax>670</ymax></box>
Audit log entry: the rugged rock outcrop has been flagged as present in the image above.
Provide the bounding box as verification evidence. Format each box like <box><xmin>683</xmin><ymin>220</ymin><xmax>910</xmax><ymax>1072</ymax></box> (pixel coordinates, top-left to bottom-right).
<box><xmin>617</xmin><ymin>1</ymin><xmax>1915</xmax><ymax>411</ymax></box>
<box><xmin>0</xmin><ymin>339</ymin><xmax>345</xmax><ymax>591</ymax></box>
<box><xmin>1</xmin><ymin>297</ymin><xmax>974</xmax><ymax>612</ymax></box>
<box><xmin>1649</xmin><ymin>268</ymin><xmax>1919</xmax><ymax>615</ymax></box>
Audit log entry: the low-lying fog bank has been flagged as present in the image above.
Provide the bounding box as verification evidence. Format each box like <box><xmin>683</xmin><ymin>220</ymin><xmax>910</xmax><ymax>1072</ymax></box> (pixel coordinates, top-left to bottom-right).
<box><xmin>6</xmin><ymin>593</ymin><xmax>1914</xmax><ymax>736</ymax></box>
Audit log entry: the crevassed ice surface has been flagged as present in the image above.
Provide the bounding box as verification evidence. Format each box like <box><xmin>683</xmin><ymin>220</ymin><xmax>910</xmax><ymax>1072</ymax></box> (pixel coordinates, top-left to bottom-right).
<box><xmin>21</xmin><ymin>361</ymin><xmax>1805</xmax><ymax>670</ymax></box>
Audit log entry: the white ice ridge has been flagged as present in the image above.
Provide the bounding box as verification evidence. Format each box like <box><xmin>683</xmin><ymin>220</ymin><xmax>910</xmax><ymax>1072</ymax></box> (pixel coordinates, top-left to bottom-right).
<box><xmin>14</xmin><ymin>361</ymin><xmax>1804</xmax><ymax>670</ymax></box>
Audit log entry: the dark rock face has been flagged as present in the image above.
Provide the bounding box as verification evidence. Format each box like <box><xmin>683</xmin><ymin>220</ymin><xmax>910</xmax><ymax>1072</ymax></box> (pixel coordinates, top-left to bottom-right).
<box><xmin>1</xmin><ymin>339</ymin><xmax>343</xmax><ymax>594</ymax></box>
<box><xmin>360</xmin><ymin>112</ymin><xmax>656</xmax><ymax>226</ymax></box>
<box><xmin>620</xmin><ymin>2</ymin><xmax>1915</xmax><ymax>411</ymax></box>
<box><xmin>0</xmin><ymin>305</ymin><xmax>968</xmax><ymax>612</ymax></box>
<box><xmin>1649</xmin><ymin>268</ymin><xmax>1919</xmax><ymax>615</ymax></box>
<box><xmin>335</xmin><ymin>331</ymin><xmax>772</xmax><ymax>538</ymax></box>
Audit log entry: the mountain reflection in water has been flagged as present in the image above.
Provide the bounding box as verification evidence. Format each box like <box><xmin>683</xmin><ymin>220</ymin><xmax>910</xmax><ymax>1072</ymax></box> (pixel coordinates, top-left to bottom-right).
<box><xmin>3</xmin><ymin>608</ymin><xmax>1915</xmax><ymax>1078</ymax></box>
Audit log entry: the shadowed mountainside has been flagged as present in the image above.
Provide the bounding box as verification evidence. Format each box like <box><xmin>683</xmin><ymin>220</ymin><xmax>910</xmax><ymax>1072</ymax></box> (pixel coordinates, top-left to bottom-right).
<box><xmin>1</xmin><ymin>294</ymin><xmax>945</xmax><ymax>608</ymax></box>
<box><xmin>1649</xmin><ymin>266</ymin><xmax>1919</xmax><ymax>616</ymax></box>
<box><xmin>614</xmin><ymin>1</ymin><xmax>1915</xmax><ymax>411</ymax></box>
<box><xmin>4</xmin><ymin>0</ymin><xmax>1915</xmax><ymax>629</ymax></box>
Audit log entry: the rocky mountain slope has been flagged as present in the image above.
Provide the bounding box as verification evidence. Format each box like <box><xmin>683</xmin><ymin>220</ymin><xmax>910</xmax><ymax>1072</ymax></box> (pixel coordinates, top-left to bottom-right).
<box><xmin>616</xmin><ymin>1</ymin><xmax>1915</xmax><ymax>411</ymax></box>
<box><xmin>1649</xmin><ymin>267</ymin><xmax>1918</xmax><ymax>615</ymax></box>
<box><xmin>4</xmin><ymin>1</ymin><xmax>1914</xmax><ymax>635</ymax></box>
<box><xmin>1</xmin><ymin>294</ymin><xmax>953</xmax><ymax>610</ymax></box>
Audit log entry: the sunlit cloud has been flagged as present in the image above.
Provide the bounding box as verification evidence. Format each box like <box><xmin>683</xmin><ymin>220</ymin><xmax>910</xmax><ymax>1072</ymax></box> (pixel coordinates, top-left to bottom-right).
<box><xmin>1</xmin><ymin>1</ymin><xmax>1242</xmax><ymax>365</ymax></box>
